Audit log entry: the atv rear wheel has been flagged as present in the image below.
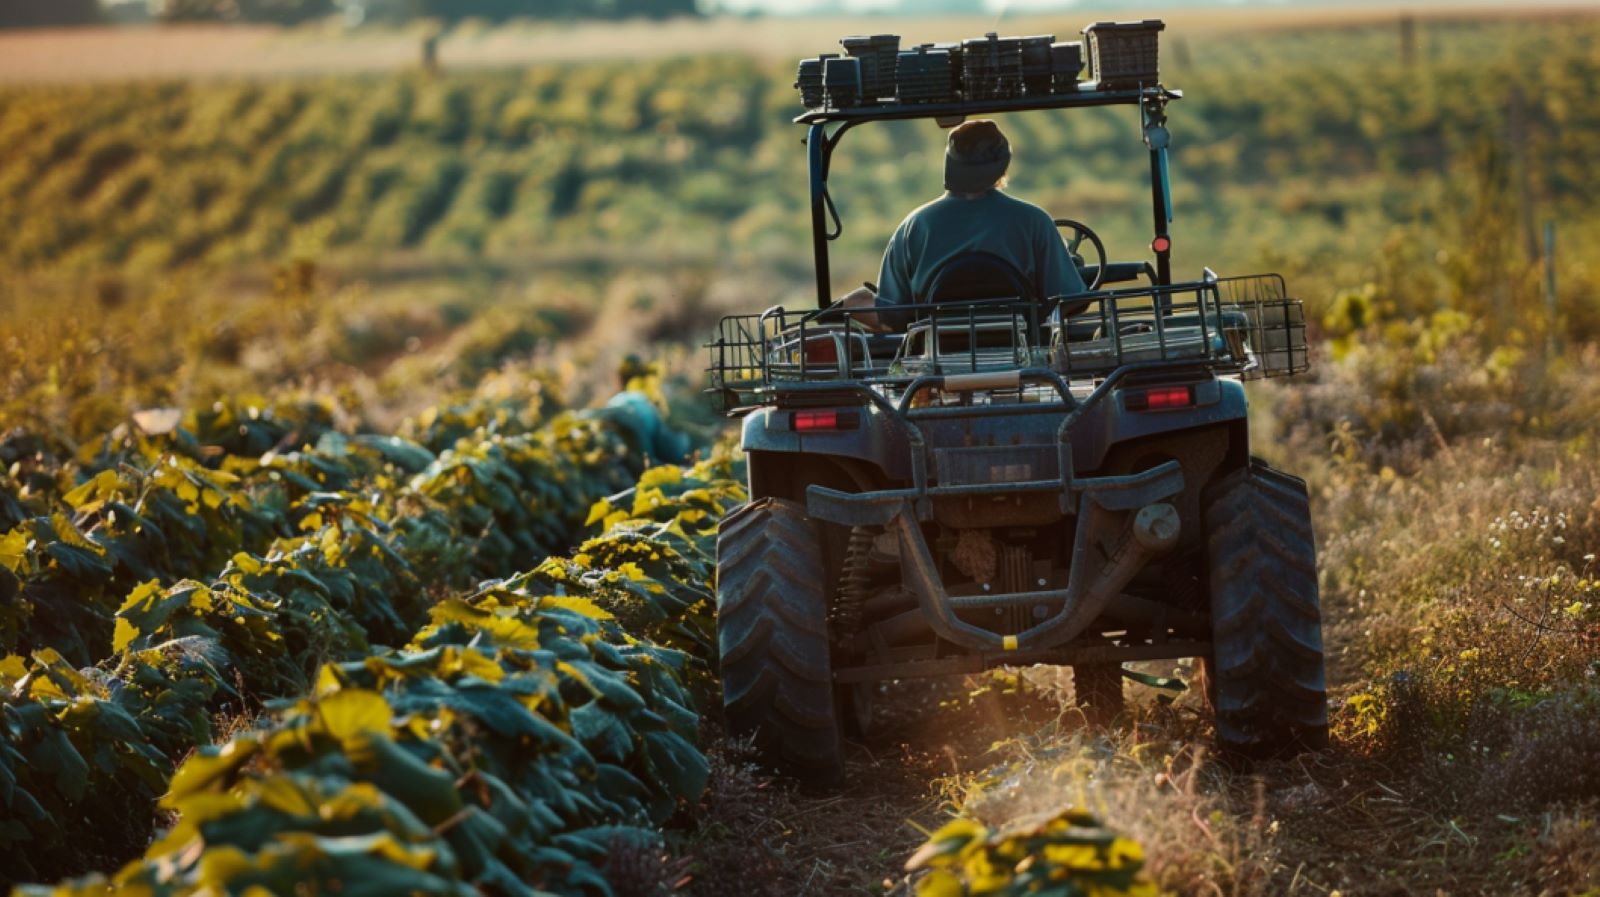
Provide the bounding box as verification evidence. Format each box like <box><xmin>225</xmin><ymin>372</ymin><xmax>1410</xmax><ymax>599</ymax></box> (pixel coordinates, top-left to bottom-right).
<box><xmin>1203</xmin><ymin>461</ymin><xmax>1329</xmax><ymax>758</ymax></box>
<box><xmin>716</xmin><ymin>498</ymin><xmax>845</xmax><ymax>788</ymax></box>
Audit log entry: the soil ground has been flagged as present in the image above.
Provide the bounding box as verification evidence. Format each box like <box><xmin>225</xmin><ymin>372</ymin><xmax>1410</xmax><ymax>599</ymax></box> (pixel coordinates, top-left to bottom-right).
<box><xmin>685</xmin><ymin>626</ymin><xmax>1596</xmax><ymax>896</ymax></box>
<box><xmin>688</xmin><ymin>675</ymin><xmax>1076</xmax><ymax>896</ymax></box>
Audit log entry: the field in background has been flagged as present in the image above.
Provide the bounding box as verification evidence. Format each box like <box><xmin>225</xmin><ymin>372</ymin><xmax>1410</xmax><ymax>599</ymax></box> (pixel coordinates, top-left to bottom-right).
<box><xmin>1</xmin><ymin>3</ymin><xmax>1596</xmax><ymax>82</ymax></box>
<box><xmin>5</xmin><ymin>10</ymin><xmax>1599</xmax><ymax>441</ymax></box>
<box><xmin>4</xmin><ymin>7</ymin><xmax>1600</xmax><ymax>896</ymax></box>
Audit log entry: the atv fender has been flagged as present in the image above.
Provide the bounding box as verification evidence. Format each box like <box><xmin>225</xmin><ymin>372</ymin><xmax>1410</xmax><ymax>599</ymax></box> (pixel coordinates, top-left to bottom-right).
<box><xmin>741</xmin><ymin>403</ymin><xmax>914</xmax><ymax>482</ymax></box>
<box><xmin>1076</xmin><ymin>378</ymin><xmax>1247</xmax><ymax>471</ymax></box>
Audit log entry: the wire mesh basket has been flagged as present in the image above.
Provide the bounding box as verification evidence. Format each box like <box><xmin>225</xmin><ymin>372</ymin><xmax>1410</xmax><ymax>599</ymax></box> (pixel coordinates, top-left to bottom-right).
<box><xmin>1211</xmin><ymin>274</ymin><xmax>1309</xmax><ymax>379</ymax></box>
<box><xmin>706</xmin><ymin>306</ymin><xmax>883</xmax><ymax>410</ymax></box>
<box><xmin>1084</xmin><ymin>20</ymin><xmax>1163</xmax><ymax>89</ymax></box>
<box><xmin>1050</xmin><ymin>281</ymin><xmax>1233</xmax><ymax>375</ymax></box>
<box><xmin>1053</xmin><ymin>277</ymin><xmax>1307</xmax><ymax>379</ymax></box>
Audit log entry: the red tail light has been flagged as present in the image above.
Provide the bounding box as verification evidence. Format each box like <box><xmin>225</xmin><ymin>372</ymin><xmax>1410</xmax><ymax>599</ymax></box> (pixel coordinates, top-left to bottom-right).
<box><xmin>1125</xmin><ymin>385</ymin><xmax>1193</xmax><ymax>411</ymax></box>
<box><xmin>791</xmin><ymin>410</ymin><xmax>860</xmax><ymax>432</ymax></box>
<box><xmin>803</xmin><ymin>337</ymin><xmax>838</xmax><ymax>365</ymax></box>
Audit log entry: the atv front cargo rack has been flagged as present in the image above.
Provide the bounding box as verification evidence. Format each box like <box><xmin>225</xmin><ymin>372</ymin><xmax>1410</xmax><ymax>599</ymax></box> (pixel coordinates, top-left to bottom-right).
<box><xmin>705</xmin><ymin>273</ymin><xmax>1307</xmax><ymax>414</ymax></box>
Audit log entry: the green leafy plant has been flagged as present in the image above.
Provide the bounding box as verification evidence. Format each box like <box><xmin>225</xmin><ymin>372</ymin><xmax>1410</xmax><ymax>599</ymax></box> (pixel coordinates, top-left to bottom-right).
<box><xmin>906</xmin><ymin>810</ymin><xmax>1157</xmax><ymax>897</ymax></box>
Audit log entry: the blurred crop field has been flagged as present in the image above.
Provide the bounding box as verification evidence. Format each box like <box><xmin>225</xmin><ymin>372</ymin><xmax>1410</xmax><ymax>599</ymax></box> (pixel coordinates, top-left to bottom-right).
<box><xmin>3</xmin><ymin>5</ymin><xmax>1600</xmax><ymax>896</ymax></box>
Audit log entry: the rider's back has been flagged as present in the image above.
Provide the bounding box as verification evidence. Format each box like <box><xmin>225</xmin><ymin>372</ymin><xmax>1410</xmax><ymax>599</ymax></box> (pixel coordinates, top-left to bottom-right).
<box><xmin>876</xmin><ymin>190</ymin><xmax>1084</xmax><ymax>305</ymax></box>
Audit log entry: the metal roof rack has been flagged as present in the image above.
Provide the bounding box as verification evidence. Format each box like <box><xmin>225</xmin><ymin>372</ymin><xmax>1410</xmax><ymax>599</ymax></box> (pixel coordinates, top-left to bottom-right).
<box><xmin>793</xmin><ymin>84</ymin><xmax>1181</xmax><ymax>126</ymax></box>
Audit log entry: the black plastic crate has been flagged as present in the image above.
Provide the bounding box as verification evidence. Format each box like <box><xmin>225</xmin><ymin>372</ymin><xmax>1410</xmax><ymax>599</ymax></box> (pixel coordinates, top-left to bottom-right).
<box><xmin>896</xmin><ymin>45</ymin><xmax>954</xmax><ymax>104</ymax></box>
<box><xmin>930</xmin><ymin>42</ymin><xmax>965</xmax><ymax>100</ymax></box>
<box><xmin>1084</xmin><ymin>19</ymin><xmax>1163</xmax><ymax>89</ymax></box>
<box><xmin>842</xmin><ymin>34</ymin><xmax>900</xmax><ymax>103</ymax></box>
<box><xmin>960</xmin><ymin>33</ymin><xmax>1023</xmax><ymax>101</ymax></box>
<box><xmin>823</xmin><ymin>55</ymin><xmax>862</xmax><ymax>109</ymax></box>
<box><xmin>795</xmin><ymin>55</ymin><xmax>831</xmax><ymax>109</ymax></box>
<box><xmin>1050</xmin><ymin>41</ymin><xmax>1083</xmax><ymax>93</ymax></box>
<box><xmin>1019</xmin><ymin>35</ymin><xmax>1055</xmax><ymax>96</ymax></box>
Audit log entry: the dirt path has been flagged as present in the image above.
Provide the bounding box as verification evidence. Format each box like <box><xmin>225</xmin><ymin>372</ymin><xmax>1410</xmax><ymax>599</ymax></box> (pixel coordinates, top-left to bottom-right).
<box><xmin>680</xmin><ymin>627</ymin><xmax>1499</xmax><ymax>896</ymax></box>
<box><xmin>687</xmin><ymin>674</ymin><xmax>1078</xmax><ymax>896</ymax></box>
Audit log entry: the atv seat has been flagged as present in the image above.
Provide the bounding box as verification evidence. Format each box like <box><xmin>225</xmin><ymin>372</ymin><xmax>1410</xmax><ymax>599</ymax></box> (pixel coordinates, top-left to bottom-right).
<box><xmin>921</xmin><ymin>251</ymin><xmax>1036</xmax><ymax>304</ymax></box>
<box><xmin>870</xmin><ymin>252</ymin><xmax>1036</xmax><ymax>335</ymax></box>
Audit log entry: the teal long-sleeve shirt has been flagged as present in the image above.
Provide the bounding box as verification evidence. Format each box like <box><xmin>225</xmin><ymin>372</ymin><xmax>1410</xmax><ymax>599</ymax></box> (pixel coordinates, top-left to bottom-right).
<box><xmin>874</xmin><ymin>190</ymin><xmax>1086</xmax><ymax>307</ymax></box>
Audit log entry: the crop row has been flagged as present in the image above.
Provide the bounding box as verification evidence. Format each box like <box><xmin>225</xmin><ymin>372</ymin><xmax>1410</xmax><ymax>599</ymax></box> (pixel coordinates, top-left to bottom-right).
<box><xmin>0</xmin><ymin>369</ymin><xmax>693</xmax><ymax>884</ymax></box>
<box><xmin>10</xmin><ymin>449</ymin><xmax>740</xmax><ymax>895</ymax></box>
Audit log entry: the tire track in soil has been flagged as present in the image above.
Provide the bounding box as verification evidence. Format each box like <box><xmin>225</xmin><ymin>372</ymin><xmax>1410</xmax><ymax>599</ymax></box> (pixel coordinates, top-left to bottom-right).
<box><xmin>692</xmin><ymin>674</ymin><xmax>1074</xmax><ymax>897</ymax></box>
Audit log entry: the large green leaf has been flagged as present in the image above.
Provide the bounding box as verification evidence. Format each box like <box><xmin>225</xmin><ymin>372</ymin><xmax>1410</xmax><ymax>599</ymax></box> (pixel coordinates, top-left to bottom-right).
<box><xmin>569</xmin><ymin>701</ymin><xmax>634</xmax><ymax>762</ymax></box>
<box><xmin>639</xmin><ymin>729</ymin><xmax>708</xmax><ymax>806</ymax></box>
<box><xmin>342</xmin><ymin>732</ymin><xmax>463</xmax><ymax>826</ymax></box>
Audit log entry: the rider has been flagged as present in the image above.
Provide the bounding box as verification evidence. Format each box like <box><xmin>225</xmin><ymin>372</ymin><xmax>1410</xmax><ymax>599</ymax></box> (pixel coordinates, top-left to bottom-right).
<box><xmin>842</xmin><ymin>119</ymin><xmax>1086</xmax><ymax>330</ymax></box>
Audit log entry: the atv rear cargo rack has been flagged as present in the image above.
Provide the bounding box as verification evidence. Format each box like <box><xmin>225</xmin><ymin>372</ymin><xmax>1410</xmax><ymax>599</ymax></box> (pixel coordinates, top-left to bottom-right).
<box><xmin>705</xmin><ymin>273</ymin><xmax>1307</xmax><ymax>413</ymax></box>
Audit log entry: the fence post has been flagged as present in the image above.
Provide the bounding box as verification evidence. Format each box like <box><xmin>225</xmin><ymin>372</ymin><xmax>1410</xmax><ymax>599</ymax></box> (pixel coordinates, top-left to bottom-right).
<box><xmin>1507</xmin><ymin>88</ymin><xmax>1539</xmax><ymax>263</ymax></box>
<box><xmin>1545</xmin><ymin>219</ymin><xmax>1559</xmax><ymax>357</ymax></box>
<box><xmin>1399</xmin><ymin>14</ymin><xmax>1417</xmax><ymax>68</ymax></box>
<box><xmin>422</xmin><ymin>28</ymin><xmax>440</xmax><ymax>76</ymax></box>
<box><xmin>1172</xmin><ymin>36</ymin><xmax>1192</xmax><ymax>70</ymax></box>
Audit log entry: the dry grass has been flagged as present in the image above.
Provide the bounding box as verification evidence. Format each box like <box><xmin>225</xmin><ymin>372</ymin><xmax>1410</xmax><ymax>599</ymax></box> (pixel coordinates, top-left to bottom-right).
<box><xmin>924</xmin><ymin>679</ymin><xmax>1600</xmax><ymax>895</ymax></box>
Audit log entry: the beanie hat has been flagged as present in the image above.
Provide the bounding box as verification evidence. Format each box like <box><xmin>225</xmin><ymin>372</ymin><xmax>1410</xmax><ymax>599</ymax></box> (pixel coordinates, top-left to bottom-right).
<box><xmin>944</xmin><ymin>119</ymin><xmax>1011</xmax><ymax>193</ymax></box>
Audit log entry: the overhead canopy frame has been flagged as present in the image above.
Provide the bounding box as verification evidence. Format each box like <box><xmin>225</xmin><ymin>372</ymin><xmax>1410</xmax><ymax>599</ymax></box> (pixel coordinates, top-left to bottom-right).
<box><xmin>802</xmin><ymin>85</ymin><xmax>1183</xmax><ymax>309</ymax></box>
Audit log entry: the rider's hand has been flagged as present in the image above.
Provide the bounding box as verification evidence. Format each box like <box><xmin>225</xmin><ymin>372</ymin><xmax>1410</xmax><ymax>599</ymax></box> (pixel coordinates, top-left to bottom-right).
<box><xmin>840</xmin><ymin>285</ymin><xmax>890</xmax><ymax>333</ymax></box>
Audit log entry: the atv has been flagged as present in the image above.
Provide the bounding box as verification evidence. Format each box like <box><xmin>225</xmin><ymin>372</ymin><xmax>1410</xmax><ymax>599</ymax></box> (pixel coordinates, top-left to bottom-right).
<box><xmin>707</xmin><ymin>38</ymin><xmax>1326</xmax><ymax>787</ymax></box>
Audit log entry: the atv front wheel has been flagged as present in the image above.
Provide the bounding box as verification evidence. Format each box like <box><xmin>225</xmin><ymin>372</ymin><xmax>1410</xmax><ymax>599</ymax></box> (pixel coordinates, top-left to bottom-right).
<box><xmin>1204</xmin><ymin>461</ymin><xmax>1329</xmax><ymax>758</ymax></box>
<box><xmin>716</xmin><ymin>498</ymin><xmax>845</xmax><ymax>787</ymax></box>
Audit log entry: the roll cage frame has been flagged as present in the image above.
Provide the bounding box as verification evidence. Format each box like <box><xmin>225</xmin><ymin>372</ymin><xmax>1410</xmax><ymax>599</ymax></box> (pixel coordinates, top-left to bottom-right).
<box><xmin>798</xmin><ymin>85</ymin><xmax>1183</xmax><ymax>310</ymax></box>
